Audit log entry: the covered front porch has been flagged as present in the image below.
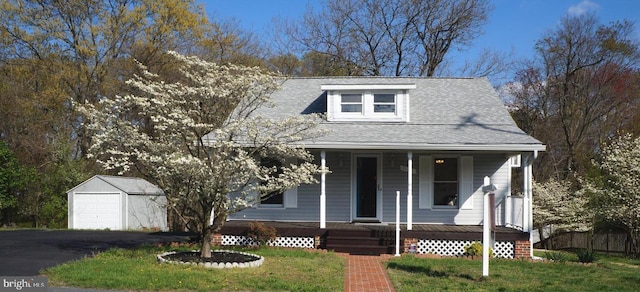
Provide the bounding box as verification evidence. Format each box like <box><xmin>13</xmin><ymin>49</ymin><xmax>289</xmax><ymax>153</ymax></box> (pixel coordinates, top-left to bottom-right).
<box><xmin>313</xmin><ymin>150</ymin><xmax>537</xmax><ymax>254</ymax></box>
<box><xmin>214</xmin><ymin>220</ymin><xmax>531</xmax><ymax>258</ymax></box>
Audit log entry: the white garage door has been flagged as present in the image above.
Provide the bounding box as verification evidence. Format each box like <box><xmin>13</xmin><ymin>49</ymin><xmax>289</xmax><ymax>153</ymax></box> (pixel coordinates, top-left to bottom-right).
<box><xmin>73</xmin><ymin>193</ymin><xmax>122</xmax><ymax>230</ymax></box>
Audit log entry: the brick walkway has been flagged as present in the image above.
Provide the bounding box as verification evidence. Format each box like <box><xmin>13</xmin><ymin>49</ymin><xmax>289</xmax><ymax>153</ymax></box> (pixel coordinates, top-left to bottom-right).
<box><xmin>342</xmin><ymin>254</ymin><xmax>396</xmax><ymax>292</ymax></box>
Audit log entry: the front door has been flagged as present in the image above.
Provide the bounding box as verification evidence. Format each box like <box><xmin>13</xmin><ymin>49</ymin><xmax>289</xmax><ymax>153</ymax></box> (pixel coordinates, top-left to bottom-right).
<box><xmin>353</xmin><ymin>154</ymin><xmax>381</xmax><ymax>221</ymax></box>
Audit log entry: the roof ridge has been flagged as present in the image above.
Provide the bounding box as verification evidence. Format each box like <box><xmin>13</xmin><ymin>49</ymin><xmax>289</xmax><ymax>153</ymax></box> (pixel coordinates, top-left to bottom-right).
<box><xmin>281</xmin><ymin>76</ymin><xmax>481</xmax><ymax>80</ymax></box>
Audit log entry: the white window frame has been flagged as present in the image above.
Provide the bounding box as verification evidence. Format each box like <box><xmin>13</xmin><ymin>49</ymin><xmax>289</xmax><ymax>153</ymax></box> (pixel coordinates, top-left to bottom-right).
<box><xmin>419</xmin><ymin>155</ymin><xmax>474</xmax><ymax>210</ymax></box>
<box><xmin>432</xmin><ymin>157</ymin><xmax>460</xmax><ymax>209</ymax></box>
<box><xmin>322</xmin><ymin>83</ymin><xmax>414</xmax><ymax>122</ymax></box>
<box><xmin>254</xmin><ymin>158</ymin><xmax>299</xmax><ymax>209</ymax></box>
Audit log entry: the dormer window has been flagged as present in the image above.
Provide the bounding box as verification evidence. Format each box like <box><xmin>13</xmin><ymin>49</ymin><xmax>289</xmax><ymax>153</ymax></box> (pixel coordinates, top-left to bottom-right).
<box><xmin>322</xmin><ymin>83</ymin><xmax>415</xmax><ymax>122</ymax></box>
<box><xmin>341</xmin><ymin>93</ymin><xmax>363</xmax><ymax>112</ymax></box>
<box><xmin>373</xmin><ymin>93</ymin><xmax>395</xmax><ymax>113</ymax></box>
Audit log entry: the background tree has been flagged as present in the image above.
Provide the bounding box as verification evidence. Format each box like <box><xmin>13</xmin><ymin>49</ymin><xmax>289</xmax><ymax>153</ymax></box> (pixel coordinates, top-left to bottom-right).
<box><xmin>507</xmin><ymin>14</ymin><xmax>640</xmax><ymax>180</ymax></box>
<box><xmin>583</xmin><ymin>134</ymin><xmax>640</xmax><ymax>257</ymax></box>
<box><xmin>532</xmin><ymin>178</ymin><xmax>590</xmax><ymax>249</ymax></box>
<box><xmin>277</xmin><ymin>0</ymin><xmax>497</xmax><ymax>77</ymax></box>
<box><xmin>0</xmin><ymin>0</ymin><xmax>258</xmax><ymax>227</ymax></box>
<box><xmin>79</xmin><ymin>52</ymin><xmax>324</xmax><ymax>257</ymax></box>
<box><xmin>0</xmin><ymin>0</ymin><xmax>209</xmax><ymax>158</ymax></box>
<box><xmin>0</xmin><ymin>141</ymin><xmax>35</xmax><ymax>225</ymax></box>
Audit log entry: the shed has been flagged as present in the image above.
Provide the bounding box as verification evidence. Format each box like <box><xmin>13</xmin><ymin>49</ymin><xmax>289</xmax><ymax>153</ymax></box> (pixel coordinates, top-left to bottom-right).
<box><xmin>67</xmin><ymin>175</ymin><xmax>168</xmax><ymax>231</ymax></box>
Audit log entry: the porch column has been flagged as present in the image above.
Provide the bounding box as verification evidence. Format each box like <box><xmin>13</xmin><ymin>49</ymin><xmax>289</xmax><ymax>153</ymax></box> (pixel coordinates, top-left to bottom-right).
<box><xmin>523</xmin><ymin>153</ymin><xmax>534</xmax><ymax>257</ymax></box>
<box><xmin>407</xmin><ymin>151</ymin><xmax>413</xmax><ymax>230</ymax></box>
<box><xmin>505</xmin><ymin>158</ymin><xmax>512</xmax><ymax>227</ymax></box>
<box><xmin>320</xmin><ymin>150</ymin><xmax>326</xmax><ymax>229</ymax></box>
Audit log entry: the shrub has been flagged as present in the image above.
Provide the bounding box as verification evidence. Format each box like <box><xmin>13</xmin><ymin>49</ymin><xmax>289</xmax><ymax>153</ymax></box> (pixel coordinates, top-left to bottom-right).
<box><xmin>247</xmin><ymin>221</ymin><xmax>277</xmax><ymax>246</ymax></box>
<box><xmin>463</xmin><ymin>242</ymin><xmax>494</xmax><ymax>258</ymax></box>
<box><xmin>543</xmin><ymin>251</ymin><xmax>571</xmax><ymax>262</ymax></box>
<box><xmin>576</xmin><ymin>249</ymin><xmax>598</xmax><ymax>263</ymax></box>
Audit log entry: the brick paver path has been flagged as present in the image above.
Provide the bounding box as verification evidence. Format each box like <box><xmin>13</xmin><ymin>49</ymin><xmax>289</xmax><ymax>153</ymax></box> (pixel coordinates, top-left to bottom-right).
<box><xmin>342</xmin><ymin>254</ymin><xmax>396</xmax><ymax>292</ymax></box>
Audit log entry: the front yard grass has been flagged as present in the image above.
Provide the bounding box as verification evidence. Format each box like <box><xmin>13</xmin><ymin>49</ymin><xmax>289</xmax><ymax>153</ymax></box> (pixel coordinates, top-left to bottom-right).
<box><xmin>387</xmin><ymin>251</ymin><xmax>640</xmax><ymax>291</ymax></box>
<box><xmin>43</xmin><ymin>245</ymin><xmax>344</xmax><ymax>291</ymax></box>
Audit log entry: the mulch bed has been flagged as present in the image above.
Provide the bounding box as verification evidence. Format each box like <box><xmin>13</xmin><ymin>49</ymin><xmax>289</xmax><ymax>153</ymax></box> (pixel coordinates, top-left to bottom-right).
<box><xmin>163</xmin><ymin>251</ymin><xmax>260</xmax><ymax>264</ymax></box>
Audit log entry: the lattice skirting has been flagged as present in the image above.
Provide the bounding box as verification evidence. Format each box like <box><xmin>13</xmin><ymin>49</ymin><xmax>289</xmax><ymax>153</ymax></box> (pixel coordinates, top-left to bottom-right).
<box><xmin>416</xmin><ymin>239</ymin><xmax>515</xmax><ymax>259</ymax></box>
<box><xmin>221</xmin><ymin>235</ymin><xmax>315</xmax><ymax>249</ymax></box>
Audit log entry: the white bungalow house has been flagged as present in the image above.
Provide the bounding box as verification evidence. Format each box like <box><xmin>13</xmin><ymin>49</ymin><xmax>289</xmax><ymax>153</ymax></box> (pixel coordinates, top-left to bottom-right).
<box><xmin>213</xmin><ymin>77</ymin><xmax>545</xmax><ymax>258</ymax></box>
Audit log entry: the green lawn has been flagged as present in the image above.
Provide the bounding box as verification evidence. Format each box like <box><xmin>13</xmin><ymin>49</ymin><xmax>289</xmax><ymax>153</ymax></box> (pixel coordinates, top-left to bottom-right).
<box><xmin>43</xmin><ymin>245</ymin><xmax>344</xmax><ymax>291</ymax></box>
<box><xmin>386</xmin><ymin>251</ymin><xmax>640</xmax><ymax>292</ymax></box>
<box><xmin>44</xmin><ymin>245</ymin><xmax>640</xmax><ymax>291</ymax></box>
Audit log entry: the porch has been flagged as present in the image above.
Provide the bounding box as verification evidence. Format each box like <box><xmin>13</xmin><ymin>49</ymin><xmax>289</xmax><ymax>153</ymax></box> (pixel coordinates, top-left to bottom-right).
<box><xmin>214</xmin><ymin>220</ymin><xmax>530</xmax><ymax>258</ymax></box>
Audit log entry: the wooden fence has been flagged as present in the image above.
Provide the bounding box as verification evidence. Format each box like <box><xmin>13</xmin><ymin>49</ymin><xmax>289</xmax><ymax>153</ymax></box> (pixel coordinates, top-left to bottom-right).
<box><xmin>538</xmin><ymin>232</ymin><xmax>629</xmax><ymax>254</ymax></box>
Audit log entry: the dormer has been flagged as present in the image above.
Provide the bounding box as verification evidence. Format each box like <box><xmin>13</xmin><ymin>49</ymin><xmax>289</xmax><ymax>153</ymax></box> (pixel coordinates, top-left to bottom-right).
<box><xmin>321</xmin><ymin>83</ymin><xmax>416</xmax><ymax>122</ymax></box>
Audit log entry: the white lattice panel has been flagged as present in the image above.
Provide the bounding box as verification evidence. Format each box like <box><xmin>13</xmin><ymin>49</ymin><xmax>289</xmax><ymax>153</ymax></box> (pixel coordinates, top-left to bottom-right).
<box><xmin>222</xmin><ymin>235</ymin><xmax>254</xmax><ymax>246</ymax></box>
<box><xmin>417</xmin><ymin>239</ymin><xmax>473</xmax><ymax>256</ymax></box>
<box><xmin>271</xmin><ymin>236</ymin><xmax>315</xmax><ymax>248</ymax></box>
<box><xmin>493</xmin><ymin>241</ymin><xmax>515</xmax><ymax>259</ymax></box>
<box><xmin>416</xmin><ymin>239</ymin><xmax>514</xmax><ymax>258</ymax></box>
<box><xmin>221</xmin><ymin>235</ymin><xmax>314</xmax><ymax>248</ymax></box>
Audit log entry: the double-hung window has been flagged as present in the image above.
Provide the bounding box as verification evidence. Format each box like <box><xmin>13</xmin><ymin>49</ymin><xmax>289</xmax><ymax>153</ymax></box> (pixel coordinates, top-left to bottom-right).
<box><xmin>341</xmin><ymin>93</ymin><xmax>363</xmax><ymax>113</ymax></box>
<box><xmin>373</xmin><ymin>93</ymin><xmax>396</xmax><ymax>113</ymax></box>
<box><xmin>433</xmin><ymin>158</ymin><xmax>458</xmax><ymax>207</ymax></box>
<box><xmin>419</xmin><ymin>156</ymin><xmax>474</xmax><ymax>210</ymax></box>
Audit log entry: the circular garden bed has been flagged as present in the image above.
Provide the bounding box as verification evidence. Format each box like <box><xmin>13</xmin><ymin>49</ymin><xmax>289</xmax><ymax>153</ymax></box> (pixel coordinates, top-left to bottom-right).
<box><xmin>157</xmin><ymin>250</ymin><xmax>264</xmax><ymax>269</ymax></box>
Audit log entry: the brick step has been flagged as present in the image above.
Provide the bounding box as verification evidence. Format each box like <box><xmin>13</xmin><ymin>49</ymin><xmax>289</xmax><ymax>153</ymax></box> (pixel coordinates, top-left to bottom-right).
<box><xmin>326</xmin><ymin>229</ymin><xmax>374</xmax><ymax>237</ymax></box>
<box><xmin>327</xmin><ymin>237</ymin><xmax>398</xmax><ymax>246</ymax></box>
<box><xmin>326</xmin><ymin>236</ymin><xmax>383</xmax><ymax>245</ymax></box>
<box><xmin>323</xmin><ymin>227</ymin><xmax>403</xmax><ymax>255</ymax></box>
<box><xmin>326</xmin><ymin>244</ymin><xmax>391</xmax><ymax>255</ymax></box>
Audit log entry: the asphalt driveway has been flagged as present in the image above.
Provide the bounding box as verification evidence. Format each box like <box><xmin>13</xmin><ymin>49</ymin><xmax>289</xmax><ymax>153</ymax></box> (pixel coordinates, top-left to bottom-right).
<box><xmin>0</xmin><ymin>229</ymin><xmax>192</xmax><ymax>276</ymax></box>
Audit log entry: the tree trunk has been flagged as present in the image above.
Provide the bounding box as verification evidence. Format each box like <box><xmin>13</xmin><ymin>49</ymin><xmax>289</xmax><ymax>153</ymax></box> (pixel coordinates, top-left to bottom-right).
<box><xmin>200</xmin><ymin>212</ymin><xmax>227</xmax><ymax>258</ymax></box>
<box><xmin>200</xmin><ymin>227</ymin><xmax>214</xmax><ymax>258</ymax></box>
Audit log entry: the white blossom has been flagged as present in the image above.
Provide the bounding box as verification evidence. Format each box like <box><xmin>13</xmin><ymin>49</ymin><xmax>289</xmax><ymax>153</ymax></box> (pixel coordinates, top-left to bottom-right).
<box><xmin>78</xmin><ymin>51</ymin><xmax>324</xmax><ymax>257</ymax></box>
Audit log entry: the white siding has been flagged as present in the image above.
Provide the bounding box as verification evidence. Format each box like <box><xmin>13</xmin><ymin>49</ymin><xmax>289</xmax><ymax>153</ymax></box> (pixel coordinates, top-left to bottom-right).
<box><xmin>231</xmin><ymin>151</ymin><xmax>351</xmax><ymax>222</ymax></box>
<box><xmin>128</xmin><ymin>195</ymin><xmax>168</xmax><ymax>231</ymax></box>
<box><xmin>231</xmin><ymin>151</ymin><xmax>512</xmax><ymax>226</ymax></box>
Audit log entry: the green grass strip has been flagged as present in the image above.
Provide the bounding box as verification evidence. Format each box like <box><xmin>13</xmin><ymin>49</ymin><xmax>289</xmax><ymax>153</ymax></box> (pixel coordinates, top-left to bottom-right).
<box><xmin>44</xmin><ymin>245</ymin><xmax>344</xmax><ymax>291</ymax></box>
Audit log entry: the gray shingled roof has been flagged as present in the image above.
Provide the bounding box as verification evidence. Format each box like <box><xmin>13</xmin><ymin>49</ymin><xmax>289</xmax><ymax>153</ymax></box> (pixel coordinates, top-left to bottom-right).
<box><xmin>225</xmin><ymin>77</ymin><xmax>544</xmax><ymax>151</ymax></box>
<box><xmin>96</xmin><ymin>175</ymin><xmax>164</xmax><ymax>195</ymax></box>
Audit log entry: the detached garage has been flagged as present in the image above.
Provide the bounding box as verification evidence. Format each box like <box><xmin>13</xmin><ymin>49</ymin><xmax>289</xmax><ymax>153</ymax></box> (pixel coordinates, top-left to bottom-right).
<box><xmin>68</xmin><ymin>175</ymin><xmax>168</xmax><ymax>231</ymax></box>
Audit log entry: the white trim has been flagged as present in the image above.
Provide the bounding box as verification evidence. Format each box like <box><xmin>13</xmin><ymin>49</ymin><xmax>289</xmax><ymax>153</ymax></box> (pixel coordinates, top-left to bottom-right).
<box><xmin>510</xmin><ymin>154</ymin><xmax>521</xmax><ymax>167</ymax></box>
<box><xmin>327</xmin><ymin>90</ymin><xmax>408</xmax><ymax>122</ymax></box>
<box><xmin>299</xmin><ymin>142</ymin><xmax>547</xmax><ymax>152</ymax></box>
<box><xmin>351</xmin><ymin>153</ymin><xmax>383</xmax><ymax>222</ymax></box>
<box><xmin>419</xmin><ymin>155</ymin><xmax>473</xmax><ymax>210</ymax></box>
<box><xmin>321</xmin><ymin>84</ymin><xmax>416</xmax><ymax>90</ymax></box>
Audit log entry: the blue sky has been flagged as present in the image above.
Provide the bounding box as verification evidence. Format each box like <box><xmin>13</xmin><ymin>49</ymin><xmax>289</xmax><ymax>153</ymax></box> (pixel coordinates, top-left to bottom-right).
<box><xmin>202</xmin><ymin>0</ymin><xmax>640</xmax><ymax>72</ymax></box>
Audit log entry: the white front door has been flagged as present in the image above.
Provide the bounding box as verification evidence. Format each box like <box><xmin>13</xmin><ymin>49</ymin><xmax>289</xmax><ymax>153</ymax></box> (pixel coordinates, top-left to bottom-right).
<box><xmin>352</xmin><ymin>154</ymin><xmax>382</xmax><ymax>222</ymax></box>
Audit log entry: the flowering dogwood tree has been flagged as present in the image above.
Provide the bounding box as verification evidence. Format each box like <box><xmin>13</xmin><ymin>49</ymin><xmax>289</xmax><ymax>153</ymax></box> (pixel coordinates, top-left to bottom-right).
<box><xmin>585</xmin><ymin>134</ymin><xmax>640</xmax><ymax>256</ymax></box>
<box><xmin>532</xmin><ymin>178</ymin><xmax>590</xmax><ymax>247</ymax></box>
<box><xmin>79</xmin><ymin>52</ymin><xmax>324</xmax><ymax>257</ymax></box>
